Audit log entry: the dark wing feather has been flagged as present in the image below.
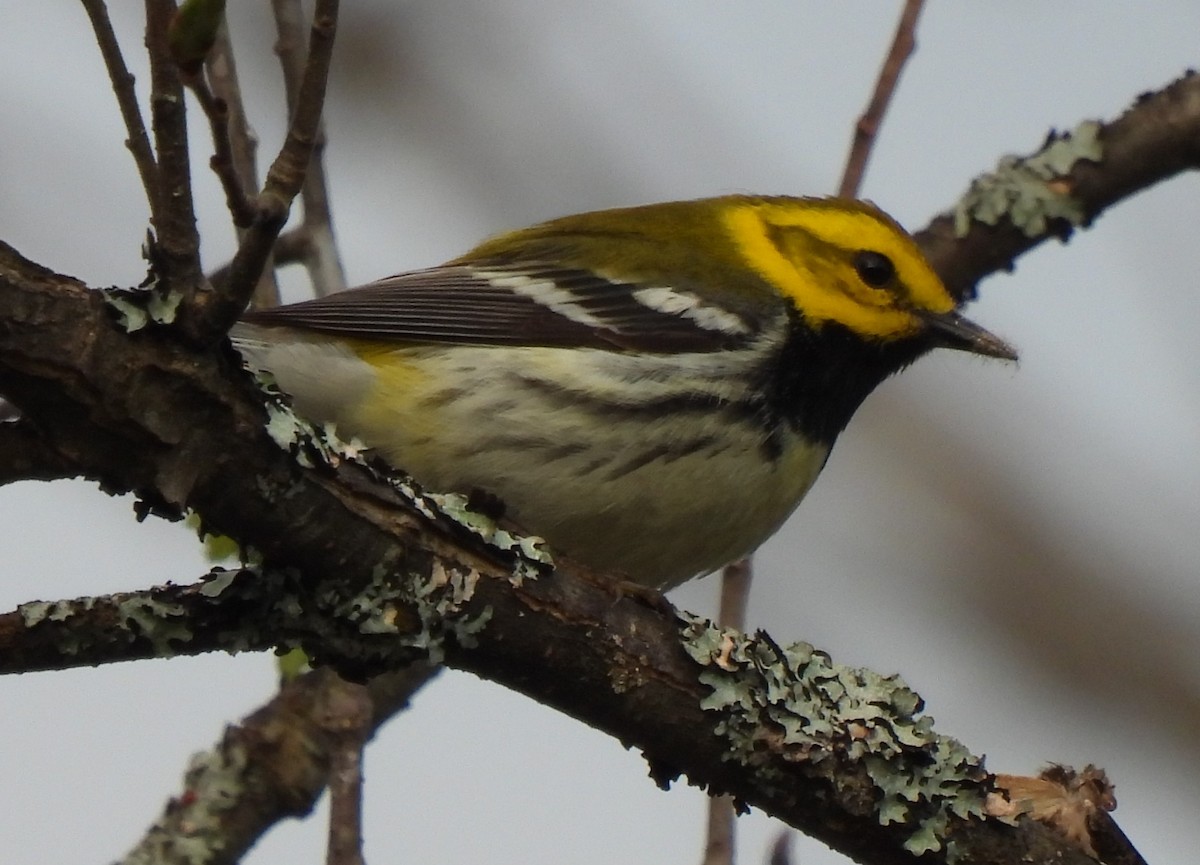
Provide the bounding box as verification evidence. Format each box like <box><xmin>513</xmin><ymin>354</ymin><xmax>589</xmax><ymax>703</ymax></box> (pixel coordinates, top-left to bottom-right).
<box><xmin>240</xmin><ymin>263</ymin><xmax>752</xmax><ymax>353</ymax></box>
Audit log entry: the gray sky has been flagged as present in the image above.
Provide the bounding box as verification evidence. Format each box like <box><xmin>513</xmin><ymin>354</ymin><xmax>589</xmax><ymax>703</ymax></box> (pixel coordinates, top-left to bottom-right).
<box><xmin>1</xmin><ymin>4</ymin><xmax>1197</xmax><ymax>864</ymax></box>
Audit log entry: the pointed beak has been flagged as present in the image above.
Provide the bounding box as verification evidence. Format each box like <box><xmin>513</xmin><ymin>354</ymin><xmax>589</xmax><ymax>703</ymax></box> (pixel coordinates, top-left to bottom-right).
<box><xmin>916</xmin><ymin>309</ymin><xmax>1018</xmax><ymax>361</ymax></box>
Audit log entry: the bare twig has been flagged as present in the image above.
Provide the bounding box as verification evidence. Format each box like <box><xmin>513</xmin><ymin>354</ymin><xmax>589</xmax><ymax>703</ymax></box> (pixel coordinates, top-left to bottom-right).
<box><xmin>206</xmin><ymin>226</ymin><xmax>307</xmax><ymax>293</ymax></box>
<box><xmin>701</xmin><ymin>557</ymin><xmax>754</xmax><ymax>865</ymax></box>
<box><xmin>206</xmin><ymin>20</ymin><xmax>282</xmax><ymax>308</ymax></box>
<box><xmin>837</xmin><ymin>0</ymin><xmax>926</xmax><ymax>198</ymax></box>
<box><xmin>79</xmin><ymin>0</ymin><xmax>161</xmax><ymax>219</ymax></box>
<box><xmin>324</xmin><ymin>677</ymin><xmax>372</xmax><ymax>865</ymax></box>
<box><xmin>296</xmin><ymin>138</ymin><xmax>347</xmax><ymax>296</ymax></box>
<box><xmin>187</xmin><ymin>73</ymin><xmax>258</xmax><ymax>227</ymax></box>
<box><xmin>702</xmin><ymin>796</ymin><xmax>737</xmax><ymax>865</ymax></box>
<box><xmin>144</xmin><ymin>0</ymin><xmax>204</xmax><ymax>290</ymax></box>
<box><xmin>216</xmin><ymin>0</ymin><xmax>339</xmax><ymax>329</ymax></box>
<box><xmin>206</xmin><ymin>22</ymin><xmax>260</xmax><ymax>200</ymax></box>
<box><xmin>767</xmin><ymin>832</ymin><xmax>793</xmax><ymax>865</ymax></box>
<box><xmin>271</xmin><ymin>226</ymin><xmax>311</xmax><ymax>267</ymax></box>
<box><xmin>272</xmin><ymin>0</ymin><xmax>346</xmax><ymax>296</ymax></box>
<box><xmin>271</xmin><ymin>0</ymin><xmax>308</xmax><ymax>110</ymax></box>
<box><xmin>716</xmin><ymin>557</ymin><xmax>752</xmax><ymax>631</ymax></box>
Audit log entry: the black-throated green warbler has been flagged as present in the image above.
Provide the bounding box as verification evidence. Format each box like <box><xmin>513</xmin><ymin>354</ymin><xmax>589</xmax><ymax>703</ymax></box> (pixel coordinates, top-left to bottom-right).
<box><xmin>235</xmin><ymin>195</ymin><xmax>1015</xmax><ymax>588</ymax></box>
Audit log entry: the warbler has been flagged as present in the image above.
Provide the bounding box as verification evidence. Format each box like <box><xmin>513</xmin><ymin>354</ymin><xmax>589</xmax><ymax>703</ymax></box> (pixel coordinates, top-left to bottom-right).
<box><xmin>234</xmin><ymin>195</ymin><xmax>1015</xmax><ymax>588</ymax></box>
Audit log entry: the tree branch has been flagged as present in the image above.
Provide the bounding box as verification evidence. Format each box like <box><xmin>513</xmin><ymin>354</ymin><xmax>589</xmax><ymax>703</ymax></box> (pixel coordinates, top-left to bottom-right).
<box><xmin>838</xmin><ymin>0</ymin><xmax>925</xmax><ymax>198</ymax></box>
<box><xmin>188</xmin><ymin>73</ymin><xmax>257</xmax><ymax>228</ymax></box>
<box><xmin>117</xmin><ymin>664</ymin><xmax>438</xmax><ymax>865</ymax></box>
<box><xmin>0</xmin><ymin>420</ymin><xmax>79</xmax><ymax>484</ymax></box>
<box><xmin>703</xmin><ymin>556</ymin><xmax>754</xmax><ymax>865</ymax></box>
<box><xmin>80</xmin><ymin>0</ymin><xmax>161</xmax><ymax>219</ymax></box>
<box><xmin>271</xmin><ymin>0</ymin><xmax>347</xmax><ymax>297</ymax></box>
<box><xmin>323</xmin><ymin>676</ymin><xmax>371</xmax><ymax>865</ymax></box>
<box><xmin>145</xmin><ymin>0</ymin><xmax>204</xmax><ymax>294</ymax></box>
<box><xmin>919</xmin><ymin>70</ymin><xmax>1200</xmax><ymax>304</ymax></box>
<box><xmin>205</xmin><ymin>19</ymin><xmax>283</xmax><ymax>309</ymax></box>
<box><xmin>0</xmin><ymin>555</ymin><xmax>1097</xmax><ymax>865</ymax></box>
<box><xmin>211</xmin><ymin>0</ymin><xmax>340</xmax><ymax>331</ymax></box>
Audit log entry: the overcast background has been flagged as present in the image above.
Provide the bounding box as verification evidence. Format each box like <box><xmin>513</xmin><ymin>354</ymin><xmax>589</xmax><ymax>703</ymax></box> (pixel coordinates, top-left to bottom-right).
<box><xmin>1</xmin><ymin>4</ymin><xmax>1197</xmax><ymax>864</ymax></box>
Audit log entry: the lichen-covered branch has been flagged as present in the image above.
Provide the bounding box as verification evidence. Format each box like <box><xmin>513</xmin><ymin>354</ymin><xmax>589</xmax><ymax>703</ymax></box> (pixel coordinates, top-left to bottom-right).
<box><xmin>0</xmin><ymin>571</ymin><xmax>272</xmax><ymax>673</ymax></box>
<box><xmin>118</xmin><ymin>664</ymin><xmax>438</xmax><ymax>865</ymax></box>
<box><xmin>918</xmin><ymin>70</ymin><xmax>1200</xmax><ymax>303</ymax></box>
<box><xmin>0</xmin><ymin>552</ymin><xmax>1096</xmax><ymax>865</ymax></box>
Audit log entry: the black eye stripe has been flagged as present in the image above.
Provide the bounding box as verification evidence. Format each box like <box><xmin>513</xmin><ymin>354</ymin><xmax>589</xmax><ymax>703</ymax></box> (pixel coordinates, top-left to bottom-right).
<box><xmin>853</xmin><ymin>250</ymin><xmax>895</xmax><ymax>288</ymax></box>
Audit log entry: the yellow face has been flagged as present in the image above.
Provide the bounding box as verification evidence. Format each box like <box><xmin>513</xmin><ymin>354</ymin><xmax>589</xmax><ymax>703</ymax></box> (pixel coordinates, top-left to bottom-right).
<box><xmin>723</xmin><ymin>198</ymin><xmax>955</xmax><ymax>341</ymax></box>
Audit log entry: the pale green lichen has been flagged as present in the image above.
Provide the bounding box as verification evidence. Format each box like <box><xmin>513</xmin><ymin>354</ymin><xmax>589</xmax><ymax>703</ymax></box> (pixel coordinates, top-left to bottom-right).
<box><xmin>427</xmin><ymin>491</ymin><xmax>552</xmax><ymax>583</ymax></box>
<box><xmin>262</xmin><ymin>402</ymin><xmax>367</xmax><ymax>472</ymax></box>
<box><xmin>103</xmin><ymin>286</ymin><xmax>184</xmax><ymax>332</ymax></box>
<box><xmin>680</xmin><ymin>615</ymin><xmax>988</xmax><ymax>858</ymax></box>
<box><xmin>235</xmin><ymin>367</ymin><xmax>551</xmax><ymax>660</ymax></box>
<box><xmin>105</xmin><ymin>295</ymin><xmax>151</xmax><ymax>332</ymax></box>
<box><xmin>17</xmin><ymin>597</ymin><xmax>103</xmax><ymax>658</ymax></box>
<box><xmin>954</xmin><ymin>119</ymin><xmax>1102</xmax><ymax>237</ymax></box>
<box><xmin>146</xmin><ymin>288</ymin><xmax>183</xmax><ymax>324</ymax></box>
<box><xmin>248</xmin><ymin>369</ymin><xmax>550</xmax><ymax>583</ymax></box>
<box><xmin>123</xmin><ymin>739</ymin><xmax>248</xmax><ymax>865</ymax></box>
<box><xmin>18</xmin><ymin>599</ymin><xmax>92</xmax><ymax>627</ymax></box>
<box><xmin>117</xmin><ymin>596</ymin><xmax>194</xmax><ymax>654</ymax></box>
<box><xmin>325</xmin><ymin>561</ymin><xmax>409</xmax><ymax>637</ymax></box>
<box><xmin>198</xmin><ymin>568</ymin><xmax>239</xmax><ymax>597</ymax></box>
<box><xmin>21</xmin><ymin>593</ymin><xmax>205</xmax><ymax>662</ymax></box>
<box><xmin>302</xmin><ymin>554</ymin><xmax>492</xmax><ymax>666</ymax></box>
<box><xmin>405</xmin><ymin>560</ymin><xmax>493</xmax><ymax>658</ymax></box>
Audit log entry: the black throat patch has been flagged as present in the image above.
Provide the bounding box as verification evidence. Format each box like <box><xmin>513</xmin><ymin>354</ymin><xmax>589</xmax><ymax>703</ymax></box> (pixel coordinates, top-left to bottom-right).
<box><xmin>754</xmin><ymin>312</ymin><xmax>931</xmax><ymax>453</ymax></box>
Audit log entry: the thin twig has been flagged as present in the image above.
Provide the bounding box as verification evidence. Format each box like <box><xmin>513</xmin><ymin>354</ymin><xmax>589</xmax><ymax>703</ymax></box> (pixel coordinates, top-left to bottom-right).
<box><xmin>324</xmin><ymin>677</ymin><xmax>373</xmax><ymax>865</ymax></box>
<box><xmin>272</xmin><ymin>0</ymin><xmax>346</xmax><ymax>296</ymax></box>
<box><xmin>837</xmin><ymin>0</ymin><xmax>926</xmax><ymax>198</ymax></box>
<box><xmin>206</xmin><ymin>18</ymin><xmax>282</xmax><ymax>308</ymax></box>
<box><xmin>216</xmin><ymin>0</ymin><xmax>339</xmax><ymax>329</ymax></box>
<box><xmin>716</xmin><ymin>557</ymin><xmax>752</xmax><ymax>631</ymax></box>
<box><xmin>187</xmin><ymin>73</ymin><xmax>257</xmax><ymax>227</ymax></box>
<box><xmin>144</xmin><ymin>0</ymin><xmax>204</xmax><ymax>288</ymax></box>
<box><xmin>260</xmin><ymin>0</ymin><xmax>339</xmax><ymax>215</ymax></box>
<box><xmin>702</xmin><ymin>797</ymin><xmax>736</xmax><ymax>865</ymax></box>
<box><xmin>271</xmin><ymin>0</ymin><xmax>307</xmax><ymax>111</ymax></box>
<box><xmin>206</xmin><ymin>226</ymin><xmax>308</xmax><ymax>294</ymax></box>
<box><xmin>297</xmin><ymin>138</ymin><xmax>347</xmax><ymax>296</ymax></box>
<box><xmin>80</xmin><ymin>0</ymin><xmax>161</xmax><ymax>220</ymax></box>
<box><xmin>767</xmin><ymin>831</ymin><xmax>793</xmax><ymax>865</ymax></box>
<box><xmin>701</xmin><ymin>557</ymin><xmax>754</xmax><ymax>865</ymax></box>
<box><xmin>206</xmin><ymin>21</ymin><xmax>260</xmax><ymax>199</ymax></box>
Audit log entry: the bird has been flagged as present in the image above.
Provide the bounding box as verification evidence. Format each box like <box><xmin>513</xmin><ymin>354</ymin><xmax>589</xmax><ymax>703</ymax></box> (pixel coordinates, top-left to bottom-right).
<box><xmin>233</xmin><ymin>195</ymin><xmax>1016</xmax><ymax>589</ymax></box>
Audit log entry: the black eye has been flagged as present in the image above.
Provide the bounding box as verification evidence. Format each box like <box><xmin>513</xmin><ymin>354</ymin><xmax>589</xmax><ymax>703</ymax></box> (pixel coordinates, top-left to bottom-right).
<box><xmin>853</xmin><ymin>250</ymin><xmax>895</xmax><ymax>288</ymax></box>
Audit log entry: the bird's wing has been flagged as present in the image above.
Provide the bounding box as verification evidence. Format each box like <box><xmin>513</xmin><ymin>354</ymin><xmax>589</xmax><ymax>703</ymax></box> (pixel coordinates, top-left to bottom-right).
<box><xmin>239</xmin><ymin>263</ymin><xmax>755</xmax><ymax>353</ymax></box>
